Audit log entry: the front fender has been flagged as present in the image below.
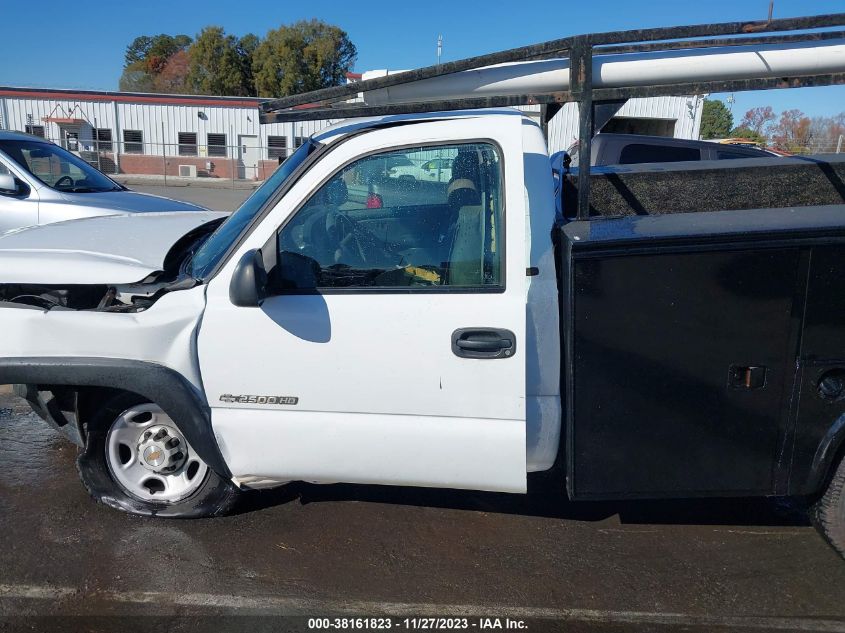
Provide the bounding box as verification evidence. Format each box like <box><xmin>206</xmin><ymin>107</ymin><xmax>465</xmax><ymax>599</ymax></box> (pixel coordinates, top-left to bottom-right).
<box><xmin>0</xmin><ymin>357</ymin><xmax>230</xmax><ymax>479</ymax></box>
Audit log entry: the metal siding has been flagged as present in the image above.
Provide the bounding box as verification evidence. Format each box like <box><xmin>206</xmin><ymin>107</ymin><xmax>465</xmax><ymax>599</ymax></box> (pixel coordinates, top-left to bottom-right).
<box><xmin>541</xmin><ymin>95</ymin><xmax>703</xmax><ymax>154</ymax></box>
<box><xmin>1</xmin><ymin>89</ymin><xmax>700</xmax><ymax>162</ymax></box>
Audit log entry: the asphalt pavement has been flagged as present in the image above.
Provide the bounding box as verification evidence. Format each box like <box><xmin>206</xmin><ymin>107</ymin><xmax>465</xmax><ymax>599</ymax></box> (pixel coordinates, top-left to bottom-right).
<box><xmin>1</xmin><ymin>388</ymin><xmax>844</xmax><ymax>632</ymax></box>
<box><xmin>131</xmin><ymin>184</ymin><xmax>253</xmax><ymax>212</ymax></box>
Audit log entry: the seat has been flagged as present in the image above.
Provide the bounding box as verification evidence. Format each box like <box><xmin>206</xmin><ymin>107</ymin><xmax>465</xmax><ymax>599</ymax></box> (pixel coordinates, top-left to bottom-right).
<box><xmin>445</xmin><ymin>151</ymin><xmax>486</xmax><ymax>286</ymax></box>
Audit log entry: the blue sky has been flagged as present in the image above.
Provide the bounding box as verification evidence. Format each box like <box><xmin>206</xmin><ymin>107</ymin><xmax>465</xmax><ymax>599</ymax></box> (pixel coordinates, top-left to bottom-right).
<box><xmin>1</xmin><ymin>0</ymin><xmax>842</xmax><ymax>120</ymax></box>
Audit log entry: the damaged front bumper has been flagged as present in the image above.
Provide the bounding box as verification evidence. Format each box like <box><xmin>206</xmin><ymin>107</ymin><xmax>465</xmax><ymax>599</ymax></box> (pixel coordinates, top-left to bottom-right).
<box><xmin>13</xmin><ymin>383</ymin><xmax>83</xmax><ymax>446</ymax></box>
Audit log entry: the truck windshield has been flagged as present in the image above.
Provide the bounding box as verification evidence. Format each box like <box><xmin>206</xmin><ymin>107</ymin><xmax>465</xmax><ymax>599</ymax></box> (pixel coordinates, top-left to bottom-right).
<box><xmin>188</xmin><ymin>139</ymin><xmax>319</xmax><ymax>279</ymax></box>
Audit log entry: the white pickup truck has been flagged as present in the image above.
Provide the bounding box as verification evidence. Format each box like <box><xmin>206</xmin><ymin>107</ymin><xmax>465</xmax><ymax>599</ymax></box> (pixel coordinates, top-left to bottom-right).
<box><xmin>2</xmin><ymin>15</ymin><xmax>845</xmax><ymax>558</ymax></box>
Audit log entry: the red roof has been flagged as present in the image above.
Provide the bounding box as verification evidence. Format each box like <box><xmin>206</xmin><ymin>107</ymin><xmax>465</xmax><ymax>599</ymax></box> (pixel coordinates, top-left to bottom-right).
<box><xmin>0</xmin><ymin>86</ymin><xmax>263</xmax><ymax>109</ymax></box>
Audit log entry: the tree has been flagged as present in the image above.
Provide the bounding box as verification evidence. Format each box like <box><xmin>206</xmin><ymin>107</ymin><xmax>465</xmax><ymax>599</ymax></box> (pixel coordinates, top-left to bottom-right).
<box><xmin>729</xmin><ymin>126</ymin><xmax>767</xmax><ymax>145</ymax></box>
<box><xmin>252</xmin><ymin>19</ymin><xmax>357</xmax><ymax>97</ymax></box>
<box><xmin>699</xmin><ymin>99</ymin><xmax>733</xmax><ymax>139</ymax></box>
<box><xmin>125</xmin><ymin>36</ymin><xmax>153</xmax><ymax>66</ymax></box>
<box><xmin>121</xmin><ymin>34</ymin><xmax>192</xmax><ymax>93</ymax></box>
<box><xmin>739</xmin><ymin>106</ymin><xmax>776</xmax><ymax>137</ymax></box>
<box><xmin>153</xmin><ymin>49</ymin><xmax>190</xmax><ymax>93</ymax></box>
<box><xmin>119</xmin><ymin>61</ymin><xmax>154</xmax><ymax>92</ymax></box>
<box><xmin>236</xmin><ymin>34</ymin><xmax>260</xmax><ymax>97</ymax></box>
<box><xmin>119</xmin><ymin>21</ymin><xmax>356</xmax><ymax>97</ymax></box>
<box><xmin>185</xmin><ymin>27</ymin><xmax>251</xmax><ymax>96</ymax></box>
<box><xmin>807</xmin><ymin>113</ymin><xmax>845</xmax><ymax>153</ymax></box>
<box><xmin>770</xmin><ymin>109</ymin><xmax>812</xmax><ymax>152</ymax></box>
<box><xmin>124</xmin><ymin>34</ymin><xmax>191</xmax><ymax>71</ymax></box>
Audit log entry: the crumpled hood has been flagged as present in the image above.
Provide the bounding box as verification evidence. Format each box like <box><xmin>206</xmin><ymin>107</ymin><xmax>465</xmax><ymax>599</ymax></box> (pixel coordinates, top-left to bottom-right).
<box><xmin>56</xmin><ymin>189</ymin><xmax>208</xmax><ymax>213</ymax></box>
<box><xmin>0</xmin><ymin>211</ymin><xmax>228</xmax><ymax>285</ymax></box>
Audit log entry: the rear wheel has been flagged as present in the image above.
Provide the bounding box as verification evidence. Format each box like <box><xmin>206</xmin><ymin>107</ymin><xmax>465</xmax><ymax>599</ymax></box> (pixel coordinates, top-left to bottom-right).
<box><xmin>812</xmin><ymin>452</ymin><xmax>845</xmax><ymax>558</ymax></box>
<box><xmin>77</xmin><ymin>393</ymin><xmax>239</xmax><ymax>518</ymax></box>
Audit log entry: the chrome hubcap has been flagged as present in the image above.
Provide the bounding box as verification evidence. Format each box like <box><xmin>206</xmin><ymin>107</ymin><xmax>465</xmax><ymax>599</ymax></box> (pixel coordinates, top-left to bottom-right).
<box><xmin>137</xmin><ymin>425</ymin><xmax>187</xmax><ymax>473</ymax></box>
<box><xmin>105</xmin><ymin>405</ymin><xmax>208</xmax><ymax>503</ymax></box>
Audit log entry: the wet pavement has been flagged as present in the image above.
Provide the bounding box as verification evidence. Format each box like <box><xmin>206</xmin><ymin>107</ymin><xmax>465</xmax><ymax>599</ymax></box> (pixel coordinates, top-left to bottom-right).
<box><xmin>131</xmin><ymin>184</ymin><xmax>251</xmax><ymax>212</ymax></box>
<box><xmin>1</xmin><ymin>388</ymin><xmax>844</xmax><ymax>632</ymax></box>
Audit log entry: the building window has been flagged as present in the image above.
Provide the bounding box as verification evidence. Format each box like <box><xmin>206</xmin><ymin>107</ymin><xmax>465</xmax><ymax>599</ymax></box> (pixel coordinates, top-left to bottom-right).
<box><xmin>267</xmin><ymin>135</ymin><xmax>287</xmax><ymax>160</ymax></box>
<box><xmin>207</xmin><ymin>133</ymin><xmax>227</xmax><ymax>157</ymax></box>
<box><xmin>92</xmin><ymin>128</ymin><xmax>113</xmax><ymax>151</ymax></box>
<box><xmin>25</xmin><ymin>125</ymin><xmax>45</xmax><ymax>138</ymax></box>
<box><xmin>123</xmin><ymin>130</ymin><xmax>143</xmax><ymax>154</ymax></box>
<box><xmin>294</xmin><ymin>136</ymin><xmax>307</xmax><ymax>148</ymax></box>
<box><xmin>178</xmin><ymin>132</ymin><xmax>198</xmax><ymax>156</ymax></box>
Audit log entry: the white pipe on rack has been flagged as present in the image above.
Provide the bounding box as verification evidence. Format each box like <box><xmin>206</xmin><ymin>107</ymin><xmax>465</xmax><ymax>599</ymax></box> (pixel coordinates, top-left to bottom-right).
<box><xmin>362</xmin><ymin>40</ymin><xmax>845</xmax><ymax>105</ymax></box>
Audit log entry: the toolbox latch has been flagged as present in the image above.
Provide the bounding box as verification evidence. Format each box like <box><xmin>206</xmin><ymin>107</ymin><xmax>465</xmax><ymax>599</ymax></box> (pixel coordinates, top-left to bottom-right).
<box><xmin>728</xmin><ymin>365</ymin><xmax>767</xmax><ymax>390</ymax></box>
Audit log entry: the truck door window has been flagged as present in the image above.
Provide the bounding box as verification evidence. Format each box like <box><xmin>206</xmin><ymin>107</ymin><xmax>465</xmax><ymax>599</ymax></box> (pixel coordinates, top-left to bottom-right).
<box><xmin>274</xmin><ymin>142</ymin><xmax>503</xmax><ymax>291</ymax></box>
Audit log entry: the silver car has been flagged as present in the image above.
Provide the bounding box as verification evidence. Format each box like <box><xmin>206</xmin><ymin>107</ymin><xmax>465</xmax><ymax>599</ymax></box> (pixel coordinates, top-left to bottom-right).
<box><xmin>0</xmin><ymin>130</ymin><xmax>206</xmax><ymax>233</ymax></box>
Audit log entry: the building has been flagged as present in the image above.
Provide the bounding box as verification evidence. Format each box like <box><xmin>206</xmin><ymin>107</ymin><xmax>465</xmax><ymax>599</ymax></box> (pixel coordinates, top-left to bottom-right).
<box><xmin>0</xmin><ymin>84</ymin><xmax>703</xmax><ymax>180</ymax></box>
<box><xmin>0</xmin><ymin>86</ymin><xmax>335</xmax><ymax>180</ymax></box>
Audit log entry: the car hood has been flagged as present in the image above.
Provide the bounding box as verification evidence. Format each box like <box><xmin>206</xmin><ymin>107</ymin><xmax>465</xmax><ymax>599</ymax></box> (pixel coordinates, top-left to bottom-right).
<box><xmin>0</xmin><ymin>211</ymin><xmax>227</xmax><ymax>285</ymax></box>
<box><xmin>56</xmin><ymin>189</ymin><xmax>208</xmax><ymax>212</ymax></box>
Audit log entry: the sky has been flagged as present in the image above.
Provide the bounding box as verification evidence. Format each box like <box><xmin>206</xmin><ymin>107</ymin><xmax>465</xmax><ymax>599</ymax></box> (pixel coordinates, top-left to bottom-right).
<box><xmin>0</xmin><ymin>0</ymin><xmax>843</xmax><ymax>121</ymax></box>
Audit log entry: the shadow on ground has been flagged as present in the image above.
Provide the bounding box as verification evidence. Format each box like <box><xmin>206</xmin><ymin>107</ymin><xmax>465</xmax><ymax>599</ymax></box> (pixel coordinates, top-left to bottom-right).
<box><xmin>236</xmin><ymin>477</ymin><xmax>812</xmax><ymax>528</ymax></box>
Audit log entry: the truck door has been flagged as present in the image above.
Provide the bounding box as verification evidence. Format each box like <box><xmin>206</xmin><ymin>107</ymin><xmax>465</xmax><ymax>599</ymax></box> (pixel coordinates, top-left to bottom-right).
<box><xmin>198</xmin><ymin>119</ymin><xmax>527</xmax><ymax>492</ymax></box>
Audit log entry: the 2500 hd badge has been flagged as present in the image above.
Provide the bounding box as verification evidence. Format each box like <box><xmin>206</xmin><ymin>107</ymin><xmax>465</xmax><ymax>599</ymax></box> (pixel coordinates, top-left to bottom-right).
<box><xmin>219</xmin><ymin>394</ymin><xmax>299</xmax><ymax>405</ymax></box>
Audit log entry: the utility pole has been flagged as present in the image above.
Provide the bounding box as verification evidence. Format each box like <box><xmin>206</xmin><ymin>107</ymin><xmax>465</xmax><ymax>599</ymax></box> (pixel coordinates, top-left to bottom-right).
<box><xmin>437</xmin><ymin>35</ymin><xmax>443</xmax><ymax>67</ymax></box>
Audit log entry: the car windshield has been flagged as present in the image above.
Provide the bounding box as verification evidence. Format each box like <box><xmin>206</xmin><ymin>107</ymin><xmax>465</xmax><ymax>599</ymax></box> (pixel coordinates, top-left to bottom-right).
<box><xmin>188</xmin><ymin>139</ymin><xmax>319</xmax><ymax>279</ymax></box>
<box><xmin>0</xmin><ymin>139</ymin><xmax>121</xmax><ymax>193</ymax></box>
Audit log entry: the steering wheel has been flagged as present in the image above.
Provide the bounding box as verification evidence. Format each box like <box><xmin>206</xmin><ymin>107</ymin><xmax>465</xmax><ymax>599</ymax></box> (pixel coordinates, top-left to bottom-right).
<box><xmin>54</xmin><ymin>175</ymin><xmax>74</xmax><ymax>189</ymax></box>
<box><xmin>328</xmin><ymin>212</ymin><xmax>368</xmax><ymax>265</ymax></box>
<box><xmin>327</xmin><ymin>211</ymin><xmax>399</xmax><ymax>266</ymax></box>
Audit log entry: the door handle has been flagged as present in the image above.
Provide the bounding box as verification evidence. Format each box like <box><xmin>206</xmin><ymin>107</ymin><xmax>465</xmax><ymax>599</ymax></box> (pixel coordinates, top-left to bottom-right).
<box><xmin>452</xmin><ymin>328</ymin><xmax>516</xmax><ymax>359</ymax></box>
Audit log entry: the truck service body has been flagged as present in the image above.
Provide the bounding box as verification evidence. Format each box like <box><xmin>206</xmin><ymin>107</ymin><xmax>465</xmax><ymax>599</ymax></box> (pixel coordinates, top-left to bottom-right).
<box><xmin>1</xmin><ymin>13</ymin><xmax>845</xmax><ymax>555</ymax></box>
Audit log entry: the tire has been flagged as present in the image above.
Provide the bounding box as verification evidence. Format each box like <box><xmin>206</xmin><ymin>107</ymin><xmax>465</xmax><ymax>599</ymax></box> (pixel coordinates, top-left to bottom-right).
<box><xmin>77</xmin><ymin>392</ymin><xmax>239</xmax><ymax>518</ymax></box>
<box><xmin>812</xmin><ymin>452</ymin><xmax>845</xmax><ymax>558</ymax></box>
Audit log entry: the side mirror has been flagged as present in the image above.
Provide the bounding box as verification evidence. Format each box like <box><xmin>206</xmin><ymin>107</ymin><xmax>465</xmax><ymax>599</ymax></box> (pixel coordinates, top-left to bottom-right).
<box><xmin>0</xmin><ymin>173</ymin><xmax>18</xmax><ymax>194</ymax></box>
<box><xmin>229</xmin><ymin>249</ymin><xmax>267</xmax><ymax>307</ymax></box>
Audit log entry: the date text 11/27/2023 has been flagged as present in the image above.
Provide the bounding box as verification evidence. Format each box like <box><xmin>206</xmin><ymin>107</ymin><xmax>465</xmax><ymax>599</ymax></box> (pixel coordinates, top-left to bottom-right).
<box><xmin>307</xmin><ymin>618</ymin><xmax>528</xmax><ymax>630</ymax></box>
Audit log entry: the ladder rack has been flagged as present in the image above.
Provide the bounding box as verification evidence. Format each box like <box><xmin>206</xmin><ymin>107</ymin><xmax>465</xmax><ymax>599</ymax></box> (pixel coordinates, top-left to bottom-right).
<box><xmin>259</xmin><ymin>13</ymin><xmax>845</xmax><ymax>220</ymax></box>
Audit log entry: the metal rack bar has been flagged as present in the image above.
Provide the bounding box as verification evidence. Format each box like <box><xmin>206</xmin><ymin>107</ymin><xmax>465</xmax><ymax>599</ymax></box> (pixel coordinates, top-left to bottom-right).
<box><xmin>260</xmin><ymin>13</ymin><xmax>845</xmax><ymax>117</ymax></box>
<box><xmin>595</xmin><ymin>28</ymin><xmax>845</xmax><ymax>55</ymax></box>
<box><xmin>259</xmin><ymin>13</ymin><xmax>845</xmax><ymax>220</ymax></box>
<box><xmin>258</xmin><ymin>72</ymin><xmax>845</xmax><ymax>124</ymax></box>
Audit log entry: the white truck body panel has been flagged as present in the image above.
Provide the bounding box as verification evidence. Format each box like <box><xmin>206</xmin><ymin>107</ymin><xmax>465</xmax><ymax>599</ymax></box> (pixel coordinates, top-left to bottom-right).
<box><xmin>200</xmin><ymin>114</ymin><xmax>533</xmax><ymax>491</ymax></box>
<box><xmin>0</xmin><ymin>211</ymin><xmax>226</xmax><ymax>284</ymax></box>
<box><xmin>0</xmin><ymin>110</ymin><xmax>561</xmax><ymax>492</ymax></box>
<box><xmin>0</xmin><ymin>286</ymin><xmax>207</xmax><ymax>390</ymax></box>
<box><xmin>522</xmin><ymin>121</ymin><xmax>562</xmax><ymax>471</ymax></box>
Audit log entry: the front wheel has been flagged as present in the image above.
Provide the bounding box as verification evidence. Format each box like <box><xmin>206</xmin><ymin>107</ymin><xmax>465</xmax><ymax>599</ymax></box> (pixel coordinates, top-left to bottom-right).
<box><xmin>77</xmin><ymin>393</ymin><xmax>239</xmax><ymax>518</ymax></box>
<box><xmin>812</xmin><ymin>452</ymin><xmax>845</xmax><ymax>559</ymax></box>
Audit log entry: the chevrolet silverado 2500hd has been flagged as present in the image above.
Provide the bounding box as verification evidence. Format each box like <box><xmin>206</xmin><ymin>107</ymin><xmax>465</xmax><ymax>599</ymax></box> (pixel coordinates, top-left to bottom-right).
<box><xmin>1</xmin><ymin>14</ymin><xmax>845</xmax><ymax>558</ymax></box>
